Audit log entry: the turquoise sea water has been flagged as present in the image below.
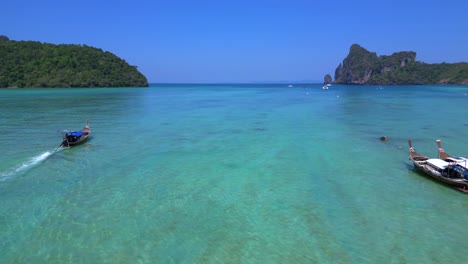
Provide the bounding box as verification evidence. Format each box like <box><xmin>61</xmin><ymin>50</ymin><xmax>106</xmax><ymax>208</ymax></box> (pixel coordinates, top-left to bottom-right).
<box><xmin>1</xmin><ymin>84</ymin><xmax>468</xmax><ymax>263</ymax></box>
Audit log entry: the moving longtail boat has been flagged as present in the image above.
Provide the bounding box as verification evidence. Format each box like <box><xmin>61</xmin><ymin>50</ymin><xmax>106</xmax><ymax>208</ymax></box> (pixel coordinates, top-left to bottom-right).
<box><xmin>408</xmin><ymin>139</ymin><xmax>468</xmax><ymax>193</ymax></box>
<box><xmin>61</xmin><ymin>120</ymin><xmax>91</xmax><ymax>148</ymax></box>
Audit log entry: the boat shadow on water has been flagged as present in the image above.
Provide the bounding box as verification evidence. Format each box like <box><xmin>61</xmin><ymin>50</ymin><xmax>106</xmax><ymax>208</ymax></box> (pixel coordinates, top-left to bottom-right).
<box><xmin>407</xmin><ymin>166</ymin><xmax>467</xmax><ymax>193</ymax></box>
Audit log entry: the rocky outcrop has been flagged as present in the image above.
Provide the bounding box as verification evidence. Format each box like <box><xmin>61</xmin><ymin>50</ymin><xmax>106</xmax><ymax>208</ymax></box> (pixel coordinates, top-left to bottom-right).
<box><xmin>335</xmin><ymin>44</ymin><xmax>379</xmax><ymax>84</ymax></box>
<box><xmin>333</xmin><ymin>44</ymin><xmax>468</xmax><ymax>85</ymax></box>
<box><xmin>323</xmin><ymin>74</ymin><xmax>332</xmax><ymax>84</ymax></box>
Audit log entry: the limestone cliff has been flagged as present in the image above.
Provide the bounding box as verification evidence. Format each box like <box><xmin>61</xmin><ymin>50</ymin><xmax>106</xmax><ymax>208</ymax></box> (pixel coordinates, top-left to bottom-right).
<box><xmin>334</xmin><ymin>44</ymin><xmax>468</xmax><ymax>85</ymax></box>
<box><xmin>323</xmin><ymin>74</ymin><xmax>332</xmax><ymax>84</ymax></box>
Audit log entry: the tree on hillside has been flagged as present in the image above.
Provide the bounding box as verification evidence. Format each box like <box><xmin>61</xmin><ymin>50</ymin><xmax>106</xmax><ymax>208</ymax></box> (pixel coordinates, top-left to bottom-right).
<box><xmin>0</xmin><ymin>40</ymin><xmax>148</xmax><ymax>88</ymax></box>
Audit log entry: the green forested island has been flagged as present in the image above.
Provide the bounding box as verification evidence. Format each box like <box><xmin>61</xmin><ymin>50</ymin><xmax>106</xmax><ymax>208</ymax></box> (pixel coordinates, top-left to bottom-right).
<box><xmin>333</xmin><ymin>44</ymin><xmax>468</xmax><ymax>85</ymax></box>
<box><xmin>0</xmin><ymin>36</ymin><xmax>148</xmax><ymax>88</ymax></box>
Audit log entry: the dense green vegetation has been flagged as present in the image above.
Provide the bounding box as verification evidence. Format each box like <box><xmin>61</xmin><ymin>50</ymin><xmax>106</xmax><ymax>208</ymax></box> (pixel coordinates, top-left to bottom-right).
<box><xmin>0</xmin><ymin>39</ymin><xmax>148</xmax><ymax>88</ymax></box>
<box><xmin>334</xmin><ymin>44</ymin><xmax>468</xmax><ymax>85</ymax></box>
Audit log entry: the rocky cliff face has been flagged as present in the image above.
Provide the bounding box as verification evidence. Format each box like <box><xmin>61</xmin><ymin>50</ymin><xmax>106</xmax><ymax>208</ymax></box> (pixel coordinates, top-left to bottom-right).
<box><xmin>333</xmin><ymin>44</ymin><xmax>468</xmax><ymax>85</ymax></box>
<box><xmin>334</xmin><ymin>44</ymin><xmax>416</xmax><ymax>84</ymax></box>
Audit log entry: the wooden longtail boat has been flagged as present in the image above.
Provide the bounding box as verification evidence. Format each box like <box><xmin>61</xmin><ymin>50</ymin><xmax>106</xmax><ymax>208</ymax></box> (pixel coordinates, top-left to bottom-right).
<box><xmin>61</xmin><ymin>120</ymin><xmax>91</xmax><ymax>148</ymax></box>
<box><xmin>408</xmin><ymin>139</ymin><xmax>468</xmax><ymax>193</ymax></box>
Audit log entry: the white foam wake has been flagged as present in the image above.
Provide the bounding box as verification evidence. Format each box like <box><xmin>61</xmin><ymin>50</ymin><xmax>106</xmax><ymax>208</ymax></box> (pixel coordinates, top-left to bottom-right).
<box><xmin>0</xmin><ymin>150</ymin><xmax>58</xmax><ymax>181</ymax></box>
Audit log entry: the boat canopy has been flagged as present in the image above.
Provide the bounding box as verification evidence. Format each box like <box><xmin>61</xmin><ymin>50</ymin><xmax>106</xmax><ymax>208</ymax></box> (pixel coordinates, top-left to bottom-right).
<box><xmin>67</xmin><ymin>131</ymin><xmax>84</xmax><ymax>137</ymax></box>
<box><xmin>446</xmin><ymin>157</ymin><xmax>468</xmax><ymax>169</ymax></box>
<box><xmin>427</xmin><ymin>159</ymin><xmax>449</xmax><ymax>170</ymax></box>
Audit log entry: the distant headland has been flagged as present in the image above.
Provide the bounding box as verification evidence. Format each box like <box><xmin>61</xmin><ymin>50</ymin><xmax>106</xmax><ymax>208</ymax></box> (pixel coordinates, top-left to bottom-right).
<box><xmin>328</xmin><ymin>44</ymin><xmax>468</xmax><ymax>85</ymax></box>
<box><xmin>0</xmin><ymin>35</ymin><xmax>148</xmax><ymax>88</ymax></box>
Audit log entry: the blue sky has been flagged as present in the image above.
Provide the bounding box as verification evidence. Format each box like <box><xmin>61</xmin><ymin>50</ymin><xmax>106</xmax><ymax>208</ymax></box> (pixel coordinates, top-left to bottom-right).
<box><xmin>3</xmin><ymin>0</ymin><xmax>468</xmax><ymax>83</ymax></box>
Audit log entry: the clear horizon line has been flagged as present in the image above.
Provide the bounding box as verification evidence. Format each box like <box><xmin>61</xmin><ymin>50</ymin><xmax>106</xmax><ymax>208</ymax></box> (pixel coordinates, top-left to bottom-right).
<box><xmin>149</xmin><ymin>81</ymin><xmax>323</xmax><ymax>85</ymax></box>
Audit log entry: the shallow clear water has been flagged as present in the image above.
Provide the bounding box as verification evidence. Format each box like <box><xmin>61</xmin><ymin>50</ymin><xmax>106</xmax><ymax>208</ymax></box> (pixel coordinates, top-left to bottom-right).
<box><xmin>1</xmin><ymin>84</ymin><xmax>468</xmax><ymax>263</ymax></box>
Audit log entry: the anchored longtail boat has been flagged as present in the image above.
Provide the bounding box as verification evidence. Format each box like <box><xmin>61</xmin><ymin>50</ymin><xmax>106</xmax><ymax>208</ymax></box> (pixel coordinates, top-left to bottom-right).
<box><xmin>408</xmin><ymin>139</ymin><xmax>468</xmax><ymax>193</ymax></box>
<box><xmin>61</xmin><ymin>120</ymin><xmax>91</xmax><ymax>148</ymax></box>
